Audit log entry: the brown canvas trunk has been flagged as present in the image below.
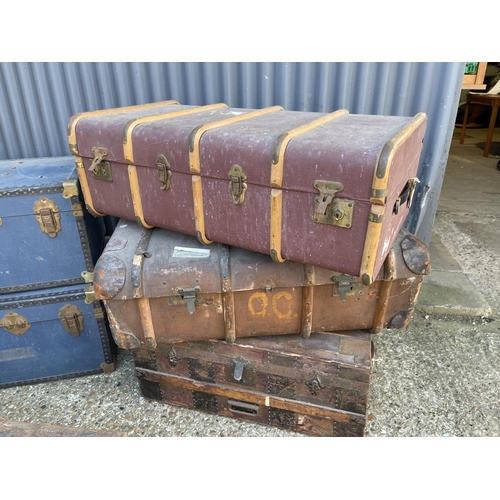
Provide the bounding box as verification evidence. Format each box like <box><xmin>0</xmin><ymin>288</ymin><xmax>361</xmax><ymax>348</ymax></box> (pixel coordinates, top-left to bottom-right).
<box><xmin>133</xmin><ymin>330</ymin><xmax>373</xmax><ymax>437</ymax></box>
<box><xmin>68</xmin><ymin>101</ymin><xmax>427</xmax><ymax>283</ymax></box>
<box><xmin>92</xmin><ymin>219</ymin><xmax>430</xmax><ymax>349</ymax></box>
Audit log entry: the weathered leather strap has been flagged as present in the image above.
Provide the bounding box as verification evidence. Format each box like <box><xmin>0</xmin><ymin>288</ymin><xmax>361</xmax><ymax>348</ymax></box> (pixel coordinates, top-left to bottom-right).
<box><xmin>269</xmin><ymin>109</ymin><xmax>348</xmax><ymax>263</ymax></box>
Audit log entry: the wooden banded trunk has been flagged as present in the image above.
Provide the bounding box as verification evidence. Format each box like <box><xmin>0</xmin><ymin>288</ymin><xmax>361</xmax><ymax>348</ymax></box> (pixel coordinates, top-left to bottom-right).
<box><xmin>92</xmin><ymin>220</ymin><xmax>430</xmax><ymax>348</ymax></box>
<box><xmin>133</xmin><ymin>330</ymin><xmax>373</xmax><ymax>437</ymax></box>
<box><xmin>68</xmin><ymin>101</ymin><xmax>426</xmax><ymax>283</ymax></box>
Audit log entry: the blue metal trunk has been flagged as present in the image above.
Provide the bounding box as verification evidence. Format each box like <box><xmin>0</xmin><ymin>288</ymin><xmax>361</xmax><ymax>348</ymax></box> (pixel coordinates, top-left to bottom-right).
<box><xmin>0</xmin><ymin>284</ymin><xmax>115</xmax><ymax>387</ymax></box>
<box><xmin>0</xmin><ymin>157</ymin><xmax>106</xmax><ymax>293</ymax></box>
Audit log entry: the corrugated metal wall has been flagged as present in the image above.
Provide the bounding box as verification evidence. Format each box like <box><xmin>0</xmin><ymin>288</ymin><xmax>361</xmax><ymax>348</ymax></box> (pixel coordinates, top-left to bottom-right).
<box><xmin>0</xmin><ymin>62</ymin><xmax>464</xmax><ymax>243</ymax></box>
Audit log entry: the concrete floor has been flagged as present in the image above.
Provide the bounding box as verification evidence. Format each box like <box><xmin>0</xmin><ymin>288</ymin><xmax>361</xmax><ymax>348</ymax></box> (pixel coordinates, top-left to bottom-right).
<box><xmin>0</xmin><ymin>125</ymin><xmax>499</xmax><ymax>438</ymax></box>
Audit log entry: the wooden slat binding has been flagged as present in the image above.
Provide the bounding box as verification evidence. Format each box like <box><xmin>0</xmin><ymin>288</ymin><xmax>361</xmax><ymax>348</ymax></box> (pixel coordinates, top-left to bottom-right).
<box><xmin>300</xmin><ymin>264</ymin><xmax>315</xmax><ymax>338</ymax></box>
<box><xmin>219</xmin><ymin>243</ymin><xmax>236</xmax><ymax>343</ymax></box>
<box><xmin>188</xmin><ymin>106</ymin><xmax>284</xmax><ymax>174</ymax></box>
<box><xmin>74</xmin><ymin>156</ymin><xmax>105</xmax><ymax>216</ymax></box>
<box><xmin>123</xmin><ymin>103</ymin><xmax>230</xmax><ymax>231</ymax></box>
<box><xmin>122</xmin><ymin>103</ymin><xmax>229</xmax><ymax>162</ymax></box>
<box><xmin>268</xmin><ymin>109</ymin><xmax>348</xmax><ymax>263</ymax></box>
<box><xmin>270</xmin><ymin>109</ymin><xmax>349</xmax><ymax>189</ymax></box>
<box><xmin>360</xmin><ymin>205</ymin><xmax>386</xmax><ymax>285</ymax></box>
<box><xmin>371</xmin><ymin>248</ymin><xmax>396</xmax><ymax>333</ymax></box>
<box><xmin>372</xmin><ymin>112</ymin><xmax>427</xmax><ymax>194</ymax></box>
<box><xmin>67</xmin><ymin>100</ymin><xmax>180</xmax><ymax>154</ymax></box>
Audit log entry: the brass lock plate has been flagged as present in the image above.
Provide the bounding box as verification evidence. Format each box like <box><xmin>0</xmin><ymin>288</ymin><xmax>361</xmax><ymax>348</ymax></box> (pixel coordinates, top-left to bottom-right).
<box><xmin>331</xmin><ymin>274</ymin><xmax>365</xmax><ymax>301</ymax></box>
<box><xmin>33</xmin><ymin>197</ymin><xmax>62</xmax><ymax>237</ymax></box>
<box><xmin>91</xmin><ymin>159</ymin><xmax>113</xmax><ymax>181</ymax></box>
<box><xmin>228</xmin><ymin>164</ymin><xmax>247</xmax><ymax>205</ymax></box>
<box><xmin>58</xmin><ymin>304</ymin><xmax>84</xmax><ymax>336</ymax></box>
<box><xmin>89</xmin><ymin>147</ymin><xmax>113</xmax><ymax>181</ymax></box>
<box><xmin>314</xmin><ymin>199</ymin><xmax>354</xmax><ymax>228</ymax></box>
<box><xmin>0</xmin><ymin>312</ymin><xmax>31</xmax><ymax>336</ymax></box>
<box><xmin>156</xmin><ymin>154</ymin><xmax>172</xmax><ymax>191</ymax></box>
<box><xmin>313</xmin><ymin>180</ymin><xmax>354</xmax><ymax>228</ymax></box>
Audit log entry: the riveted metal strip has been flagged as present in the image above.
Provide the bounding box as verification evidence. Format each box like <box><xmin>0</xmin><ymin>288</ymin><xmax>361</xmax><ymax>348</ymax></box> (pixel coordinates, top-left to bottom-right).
<box><xmin>372</xmin><ymin>112</ymin><xmax>427</xmax><ymax>192</ymax></box>
<box><xmin>270</xmin><ymin>109</ymin><xmax>349</xmax><ymax>188</ymax></box>
<box><xmin>122</xmin><ymin>103</ymin><xmax>228</xmax><ymax>163</ymax></box>
<box><xmin>189</xmin><ymin>106</ymin><xmax>284</xmax><ymax>174</ymax></box>
<box><xmin>67</xmin><ymin>100</ymin><xmax>180</xmax><ymax>155</ymax></box>
<box><xmin>0</xmin><ymin>278</ymin><xmax>86</xmax><ymax>296</ymax></box>
<box><xmin>360</xmin><ymin>205</ymin><xmax>386</xmax><ymax>285</ymax></box>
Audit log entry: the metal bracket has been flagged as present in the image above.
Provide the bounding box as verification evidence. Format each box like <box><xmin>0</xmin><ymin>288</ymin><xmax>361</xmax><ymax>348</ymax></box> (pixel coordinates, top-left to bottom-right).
<box><xmin>84</xmin><ymin>285</ymin><xmax>96</xmax><ymax>304</ymax></box>
<box><xmin>58</xmin><ymin>304</ymin><xmax>84</xmax><ymax>336</ymax></box>
<box><xmin>62</xmin><ymin>180</ymin><xmax>79</xmax><ymax>199</ymax></box>
<box><xmin>176</xmin><ymin>287</ymin><xmax>201</xmax><ymax>315</ymax></box>
<box><xmin>332</xmin><ymin>274</ymin><xmax>365</xmax><ymax>302</ymax></box>
<box><xmin>33</xmin><ymin>197</ymin><xmax>62</xmax><ymax>237</ymax></box>
<box><xmin>156</xmin><ymin>154</ymin><xmax>172</xmax><ymax>191</ymax></box>
<box><xmin>0</xmin><ymin>312</ymin><xmax>31</xmax><ymax>336</ymax></box>
<box><xmin>313</xmin><ymin>181</ymin><xmax>354</xmax><ymax>228</ymax></box>
<box><xmin>89</xmin><ymin>147</ymin><xmax>113</xmax><ymax>181</ymax></box>
<box><xmin>228</xmin><ymin>164</ymin><xmax>248</xmax><ymax>205</ymax></box>
<box><xmin>260</xmin><ymin>277</ymin><xmax>276</xmax><ymax>293</ymax></box>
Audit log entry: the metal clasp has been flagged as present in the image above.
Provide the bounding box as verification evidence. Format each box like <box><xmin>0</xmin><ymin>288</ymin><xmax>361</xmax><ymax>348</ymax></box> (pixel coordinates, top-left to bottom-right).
<box><xmin>0</xmin><ymin>312</ymin><xmax>31</xmax><ymax>336</ymax></box>
<box><xmin>59</xmin><ymin>304</ymin><xmax>83</xmax><ymax>337</ymax></box>
<box><xmin>89</xmin><ymin>147</ymin><xmax>107</xmax><ymax>173</ymax></box>
<box><xmin>228</xmin><ymin>165</ymin><xmax>248</xmax><ymax>205</ymax></box>
<box><xmin>176</xmin><ymin>287</ymin><xmax>201</xmax><ymax>315</ymax></box>
<box><xmin>313</xmin><ymin>181</ymin><xmax>354</xmax><ymax>229</ymax></box>
<box><xmin>332</xmin><ymin>274</ymin><xmax>365</xmax><ymax>302</ymax></box>
<box><xmin>59</xmin><ymin>304</ymin><xmax>84</xmax><ymax>336</ymax></box>
<box><xmin>34</xmin><ymin>198</ymin><xmax>61</xmax><ymax>237</ymax></box>
<box><xmin>156</xmin><ymin>154</ymin><xmax>172</xmax><ymax>191</ymax></box>
<box><xmin>89</xmin><ymin>147</ymin><xmax>113</xmax><ymax>181</ymax></box>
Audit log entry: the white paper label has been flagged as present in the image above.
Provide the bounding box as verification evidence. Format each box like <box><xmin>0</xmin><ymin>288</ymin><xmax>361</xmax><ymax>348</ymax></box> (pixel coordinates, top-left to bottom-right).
<box><xmin>172</xmin><ymin>246</ymin><xmax>211</xmax><ymax>259</ymax></box>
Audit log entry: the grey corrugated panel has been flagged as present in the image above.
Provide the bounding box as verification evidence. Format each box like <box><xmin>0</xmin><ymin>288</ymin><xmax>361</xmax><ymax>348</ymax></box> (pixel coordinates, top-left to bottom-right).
<box><xmin>0</xmin><ymin>62</ymin><xmax>464</xmax><ymax>242</ymax></box>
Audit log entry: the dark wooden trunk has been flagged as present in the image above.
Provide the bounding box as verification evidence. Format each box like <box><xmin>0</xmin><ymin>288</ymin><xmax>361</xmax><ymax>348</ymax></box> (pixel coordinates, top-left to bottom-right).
<box><xmin>69</xmin><ymin>101</ymin><xmax>427</xmax><ymax>283</ymax></box>
<box><xmin>93</xmin><ymin>220</ymin><xmax>430</xmax><ymax>348</ymax></box>
<box><xmin>133</xmin><ymin>330</ymin><xmax>373</xmax><ymax>437</ymax></box>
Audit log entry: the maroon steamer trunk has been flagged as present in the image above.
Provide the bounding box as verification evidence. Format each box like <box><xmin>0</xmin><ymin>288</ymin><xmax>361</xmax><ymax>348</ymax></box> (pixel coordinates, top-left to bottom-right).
<box><xmin>92</xmin><ymin>219</ymin><xmax>430</xmax><ymax>348</ymax></box>
<box><xmin>68</xmin><ymin>101</ymin><xmax>427</xmax><ymax>283</ymax></box>
<box><xmin>133</xmin><ymin>330</ymin><xmax>373</xmax><ymax>437</ymax></box>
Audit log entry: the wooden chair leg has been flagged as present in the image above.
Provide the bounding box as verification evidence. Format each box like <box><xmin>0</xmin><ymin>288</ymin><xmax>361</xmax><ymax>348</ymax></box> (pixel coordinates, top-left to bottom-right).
<box><xmin>484</xmin><ymin>102</ymin><xmax>499</xmax><ymax>157</ymax></box>
<box><xmin>460</xmin><ymin>100</ymin><xmax>470</xmax><ymax>144</ymax></box>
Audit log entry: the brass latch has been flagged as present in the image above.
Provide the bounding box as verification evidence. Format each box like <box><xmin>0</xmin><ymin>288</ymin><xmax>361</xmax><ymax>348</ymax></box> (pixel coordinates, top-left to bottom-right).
<box><xmin>393</xmin><ymin>177</ymin><xmax>420</xmax><ymax>215</ymax></box>
<box><xmin>0</xmin><ymin>312</ymin><xmax>31</xmax><ymax>336</ymax></box>
<box><xmin>176</xmin><ymin>286</ymin><xmax>201</xmax><ymax>315</ymax></box>
<box><xmin>332</xmin><ymin>274</ymin><xmax>365</xmax><ymax>302</ymax></box>
<box><xmin>89</xmin><ymin>147</ymin><xmax>113</xmax><ymax>181</ymax></box>
<box><xmin>313</xmin><ymin>180</ymin><xmax>354</xmax><ymax>229</ymax></box>
<box><xmin>58</xmin><ymin>304</ymin><xmax>84</xmax><ymax>336</ymax></box>
<box><xmin>156</xmin><ymin>154</ymin><xmax>172</xmax><ymax>191</ymax></box>
<box><xmin>34</xmin><ymin>198</ymin><xmax>61</xmax><ymax>237</ymax></box>
<box><xmin>228</xmin><ymin>165</ymin><xmax>248</xmax><ymax>205</ymax></box>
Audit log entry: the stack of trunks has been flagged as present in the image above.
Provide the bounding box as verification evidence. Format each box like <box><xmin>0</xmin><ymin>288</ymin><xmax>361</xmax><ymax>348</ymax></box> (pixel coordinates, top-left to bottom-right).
<box><xmin>5</xmin><ymin>100</ymin><xmax>430</xmax><ymax>436</ymax></box>
<box><xmin>0</xmin><ymin>157</ymin><xmax>116</xmax><ymax>388</ymax></box>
